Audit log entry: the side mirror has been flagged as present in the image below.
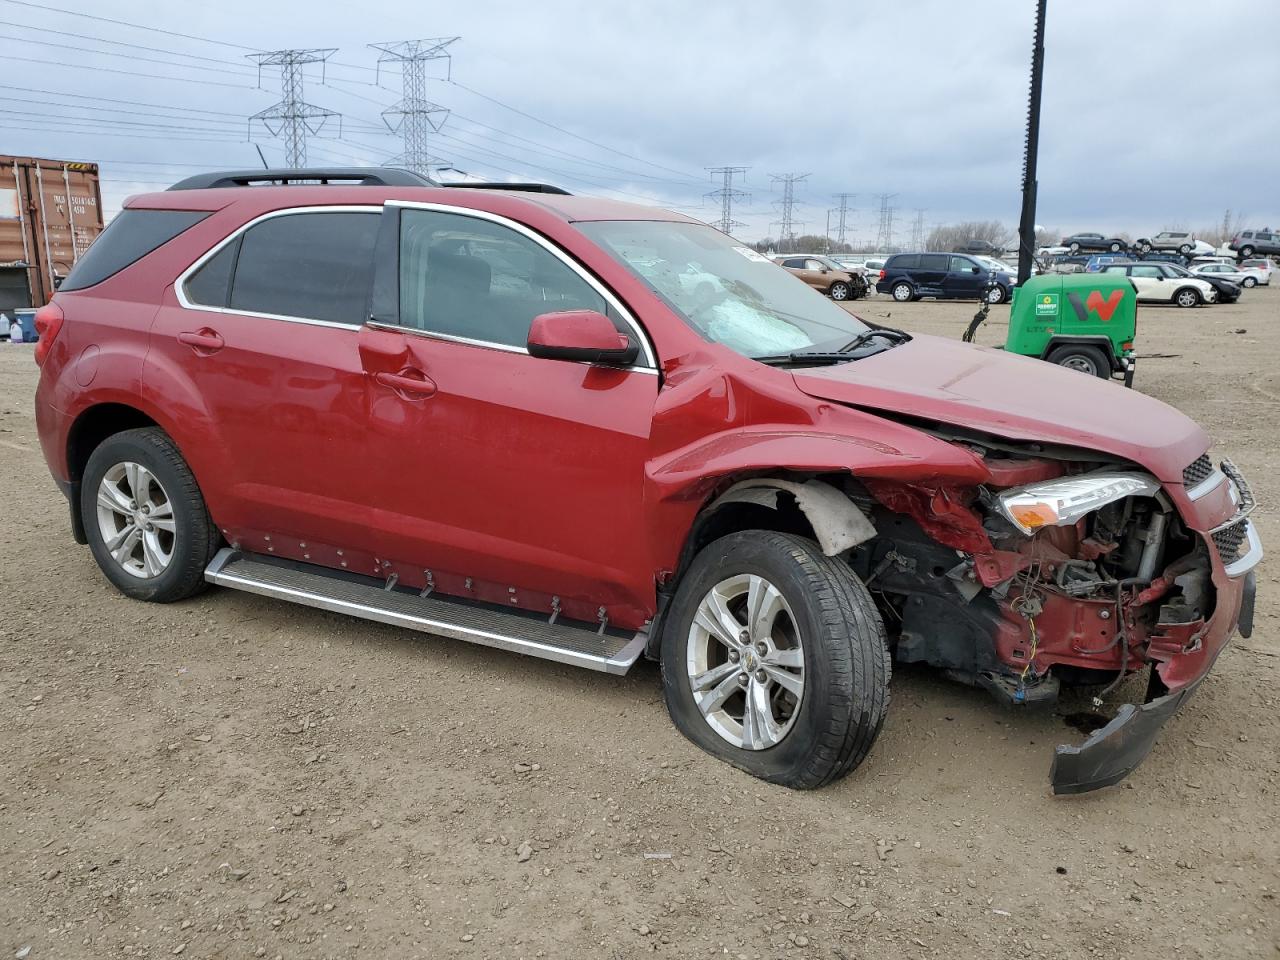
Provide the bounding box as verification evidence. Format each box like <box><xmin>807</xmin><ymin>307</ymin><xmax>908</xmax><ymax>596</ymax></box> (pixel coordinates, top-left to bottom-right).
<box><xmin>819</xmin><ymin>267</ymin><xmax>830</xmax><ymax>274</ymax></box>
<box><xmin>527</xmin><ymin>310</ymin><xmax>639</xmax><ymax>367</ymax></box>
<box><xmin>970</xmin><ymin>266</ymin><xmax>981</xmax><ymax>274</ymax></box>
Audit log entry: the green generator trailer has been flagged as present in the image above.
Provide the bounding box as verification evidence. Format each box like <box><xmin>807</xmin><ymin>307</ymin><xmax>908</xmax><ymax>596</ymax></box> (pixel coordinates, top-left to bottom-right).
<box><xmin>967</xmin><ymin>273</ymin><xmax>1138</xmax><ymax>387</ymax></box>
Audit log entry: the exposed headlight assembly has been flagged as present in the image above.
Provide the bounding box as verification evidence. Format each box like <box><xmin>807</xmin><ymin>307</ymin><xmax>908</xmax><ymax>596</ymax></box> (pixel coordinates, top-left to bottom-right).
<box><xmin>997</xmin><ymin>472</ymin><xmax>1161</xmax><ymax>536</ymax></box>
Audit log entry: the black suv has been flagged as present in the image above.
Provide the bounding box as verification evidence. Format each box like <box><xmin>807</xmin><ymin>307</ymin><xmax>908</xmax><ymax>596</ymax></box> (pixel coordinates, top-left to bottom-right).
<box><xmin>875</xmin><ymin>252</ymin><xmax>1016</xmax><ymax>304</ymax></box>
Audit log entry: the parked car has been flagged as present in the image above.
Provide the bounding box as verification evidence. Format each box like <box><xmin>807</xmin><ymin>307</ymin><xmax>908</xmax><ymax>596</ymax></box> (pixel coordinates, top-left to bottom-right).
<box><xmin>955</xmin><ymin>239</ymin><xmax>1001</xmax><ymax>256</ymax></box>
<box><xmin>1062</xmin><ymin>232</ymin><xmax>1127</xmax><ymax>254</ymax></box>
<box><xmin>774</xmin><ymin>254</ymin><xmax>868</xmax><ymax>301</ymax></box>
<box><xmin>1239</xmin><ymin>258</ymin><xmax>1275</xmax><ymax>284</ymax></box>
<box><xmin>1134</xmin><ymin>231</ymin><xmax>1213</xmax><ymax>257</ymax></box>
<box><xmin>1098</xmin><ymin>261</ymin><xmax>1218</xmax><ymax>306</ymax></box>
<box><xmin>1160</xmin><ymin>262</ymin><xmax>1243</xmax><ymax>303</ymax></box>
<box><xmin>876</xmin><ymin>252</ymin><xmax>1016</xmax><ymax>304</ymax></box>
<box><xmin>1191</xmin><ymin>261</ymin><xmax>1263</xmax><ymax>288</ymax></box>
<box><xmin>32</xmin><ymin>167</ymin><xmax>1259</xmax><ymax>795</ymax></box>
<box><xmin>1229</xmin><ymin>229</ymin><xmax>1280</xmax><ymax>258</ymax></box>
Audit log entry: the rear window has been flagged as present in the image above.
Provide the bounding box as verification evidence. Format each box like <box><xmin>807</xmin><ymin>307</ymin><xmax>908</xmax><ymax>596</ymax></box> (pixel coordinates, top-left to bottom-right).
<box><xmin>61</xmin><ymin>209</ymin><xmax>209</xmax><ymax>291</ymax></box>
<box><xmin>889</xmin><ymin>254</ymin><xmax>920</xmax><ymax>269</ymax></box>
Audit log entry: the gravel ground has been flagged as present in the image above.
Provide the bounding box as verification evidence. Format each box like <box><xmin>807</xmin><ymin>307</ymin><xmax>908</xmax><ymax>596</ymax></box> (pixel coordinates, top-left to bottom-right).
<box><xmin>1</xmin><ymin>286</ymin><xmax>1277</xmax><ymax>960</ymax></box>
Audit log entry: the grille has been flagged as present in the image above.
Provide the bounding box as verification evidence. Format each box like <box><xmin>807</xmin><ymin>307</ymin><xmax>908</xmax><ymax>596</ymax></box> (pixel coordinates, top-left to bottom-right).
<box><xmin>1183</xmin><ymin>453</ymin><xmax>1214</xmax><ymax>487</ymax></box>
<box><xmin>1211</xmin><ymin>520</ymin><xmax>1249</xmax><ymax>564</ymax></box>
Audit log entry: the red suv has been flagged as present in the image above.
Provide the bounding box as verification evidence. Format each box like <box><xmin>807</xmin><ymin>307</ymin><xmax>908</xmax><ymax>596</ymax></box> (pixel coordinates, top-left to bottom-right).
<box><xmin>34</xmin><ymin>168</ymin><xmax>1260</xmax><ymax>794</ymax></box>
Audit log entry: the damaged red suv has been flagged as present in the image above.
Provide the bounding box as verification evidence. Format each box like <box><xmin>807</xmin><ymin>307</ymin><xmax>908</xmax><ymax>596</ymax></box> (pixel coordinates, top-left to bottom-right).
<box><xmin>34</xmin><ymin>169</ymin><xmax>1260</xmax><ymax>794</ymax></box>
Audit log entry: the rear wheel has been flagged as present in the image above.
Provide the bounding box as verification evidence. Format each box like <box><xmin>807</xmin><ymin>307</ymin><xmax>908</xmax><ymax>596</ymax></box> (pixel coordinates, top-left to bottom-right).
<box><xmin>1174</xmin><ymin>287</ymin><xmax>1202</xmax><ymax>308</ymax></box>
<box><xmin>1178</xmin><ymin>244</ymin><xmax>1192</xmax><ymax>255</ymax></box>
<box><xmin>984</xmin><ymin>284</ymin><xmax>1007</xmax><ymax>304</ymax></box>
<box><xmin>829</xmin><ymin>281</ymin><xmax>852</xmax><ymax>301</ymax></box>
<box><xmin>1243</xmin><ymin>276</ymin><xmax>1257</xmax><ymax>288</ymax></box>
<box><xmin>1047</xmin><ymin>343</ymin><xmax>1110</xmax><ymax>378</ymax></box>
<box><xmin>661</xmin><ymin>531</ymin><xmax>890</xmax><ymax>789</ymax></box>
<box><xmin>1109</xmin><ymin>241</ymin><xmax>1123</xmax><ymax>253</ymax></box>
<box><xmin>1137</xmin><ymin>240</ymin><xmax>1152</xmax><ymax>254</ymax></box>
<box><xmin>1068</xmin><ymin>242</ymin><xmax>1081</xmax><ymax>254</ymax></box>
<box><xmin>1239</xmin><ymin>245</ymin><xmax>1255</xmax><ymax>258</ymax></box>
<box><xmin>81</xmin><ymin>427</ymin><xmax>217</xmax><ymax>602</ymax></box>
<box><xmin>891</xmin><ymin>281</ymin><xmax>914</xmax><ymax>302</ymax></box>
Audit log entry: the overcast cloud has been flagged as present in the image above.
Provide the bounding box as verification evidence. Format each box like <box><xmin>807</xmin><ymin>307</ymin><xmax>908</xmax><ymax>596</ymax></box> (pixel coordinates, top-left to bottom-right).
<box><xmin>3</xmin><ymin>0</ymin><xmax>1277</xmax><ymax>243</ymax></box>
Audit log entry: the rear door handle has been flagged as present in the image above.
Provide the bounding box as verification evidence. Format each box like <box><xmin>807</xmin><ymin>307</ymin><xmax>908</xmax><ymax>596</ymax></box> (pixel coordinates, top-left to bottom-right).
<box><xmin>177</xmin><ymin>329</ymin><xmax>224</xmax><ymax>355</ymax></box>
<box><xmin>374</xmin><ymin>369</ymin><xmax>437</xmax><ymax>400</ymax></box>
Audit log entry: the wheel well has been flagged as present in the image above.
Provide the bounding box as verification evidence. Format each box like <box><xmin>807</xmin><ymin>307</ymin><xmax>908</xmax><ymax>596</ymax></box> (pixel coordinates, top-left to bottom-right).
<box><xmin>67</xmin><ymin>403</ymin><xmax>159</xmax><ymax>483</ymax></box>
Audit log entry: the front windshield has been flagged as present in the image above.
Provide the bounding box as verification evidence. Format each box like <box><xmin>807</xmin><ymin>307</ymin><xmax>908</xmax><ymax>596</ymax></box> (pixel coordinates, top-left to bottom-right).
<box><xmin>577</xmin><ymin>220</ymin><xmax>869</xmax><ymax>358</ymax></box>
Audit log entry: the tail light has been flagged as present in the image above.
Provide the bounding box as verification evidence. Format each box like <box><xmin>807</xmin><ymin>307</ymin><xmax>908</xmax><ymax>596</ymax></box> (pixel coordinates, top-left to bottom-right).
<box><xmin>878</xmin><ymin>269</ymin><xmax>886</xmax><ymax>281</ymax></box>
<box><xmin>33</xmin><ymin>301</ymin><xmax>65</xmax><ymax>367</ymax></box>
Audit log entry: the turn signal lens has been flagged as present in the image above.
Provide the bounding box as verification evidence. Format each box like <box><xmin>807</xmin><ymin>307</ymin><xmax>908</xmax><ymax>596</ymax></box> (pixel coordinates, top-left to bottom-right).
<box><xmin>997</xmin><ymin>472</ymin><xmax>1161</xmax><ymax>536</ymax></box>
<box><xmin>1006</xmin><ymin>502</ymin><xmax>1060</xmax><ymax>531</ymax></box>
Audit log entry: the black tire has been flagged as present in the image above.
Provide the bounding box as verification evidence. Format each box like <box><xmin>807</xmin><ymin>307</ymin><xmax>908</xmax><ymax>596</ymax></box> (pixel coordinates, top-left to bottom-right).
<box><xmin>1243</xmin><ymin>276</ymin><xmax>1257</xmax><ymax>288</ymax></box>
<box><xmin>1178</xmin><ymin>244</ymin><xmax>1192</xmax><ymax>255</ymax></box>
<box><xmin>1109</xmin><ymin>241</ymin><xmax>1123</xmax><ymax>253</ymax></box>
<box><xmin>660</xmin><ymin>531</ymin><xmax>890</xmax><ymax>789</ymax></box>
<box><xmin>1239</xmin><ymin>245</ymin><xmax>1254</xmax><ymax>258</ymax></box>
<box><xmin>1047</xmin><ymin>343</ymin><xmax>1110</xmax><ymax>378</ymax></box>
<box><xmin>984</xmin><ymin>284</ymin><xmax>1007</xmax><ymax>304</ymax></box>
<box><xmin>891</xmin><ymin>281</ymin><xmax>915</xmax><ymax>302</ymax></box>
<box><xmin>829</xmin><ymin>281</ymin><xmax>851</xmax><ymax>301</ymax></box>
<box><xmin>81</xmin><ymin>427</ymin><xmax>218</xmax><ymax>602</ymax></box>
<box><xmin>1173</xmin><ymin>286</ymin><xmax>1202</xmax><ymax>308</ymax></box>
<box><xmin>1137</xmin><ymin>241</ymin><xmax>1152</xmax><ymax>254</ymax></box>
<box><xmin>1068</xmin><ymin>242</ymin><xmax>1081</xmax><ymax>254</ymax></box>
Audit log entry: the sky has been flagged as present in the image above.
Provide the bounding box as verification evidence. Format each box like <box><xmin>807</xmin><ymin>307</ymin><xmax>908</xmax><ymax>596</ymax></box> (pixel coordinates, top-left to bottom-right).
<box><xmin>2</xmin><ymin>0</ymin><xmax>1278</xmax><ymax>245</ymax></box>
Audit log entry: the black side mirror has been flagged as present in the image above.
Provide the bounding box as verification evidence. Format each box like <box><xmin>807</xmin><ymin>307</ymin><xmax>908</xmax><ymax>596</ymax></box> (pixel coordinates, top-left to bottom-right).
<box><xmin>970</xmin><ymin>266</ymin><xmax>981</xmax><ymax>274</ymax></box>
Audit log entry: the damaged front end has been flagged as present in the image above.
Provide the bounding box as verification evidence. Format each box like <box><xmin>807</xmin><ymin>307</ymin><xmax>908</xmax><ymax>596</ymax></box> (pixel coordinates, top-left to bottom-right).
<box><xmin>842</xmin><ymin>446</ymin><xmax>1261</xmax><ymax>795</ymax></box>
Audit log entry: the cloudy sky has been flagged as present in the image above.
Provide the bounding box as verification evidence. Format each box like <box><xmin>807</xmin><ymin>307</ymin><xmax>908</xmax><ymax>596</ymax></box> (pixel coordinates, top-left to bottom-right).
<box><xmin>3</xmin><ymin>0</ymin><xmax>1277</xmax><ymax>243</ymax></box>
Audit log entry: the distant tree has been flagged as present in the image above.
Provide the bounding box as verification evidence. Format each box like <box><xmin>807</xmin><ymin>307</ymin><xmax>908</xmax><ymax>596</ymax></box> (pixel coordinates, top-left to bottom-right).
<box><xmin>924</xmin><ymin>220</ymin><xmax>1014</xmax><ymax>253</ymax></box>
<box><xmin>749</xmin><ymin>235</ymin><xmax>853</xmax><ymax>255</ymax></box>
<box><xmin>1193</xmin><ymin>209</ymin><xmax>1248</xmax><ymax>248</ymax></box>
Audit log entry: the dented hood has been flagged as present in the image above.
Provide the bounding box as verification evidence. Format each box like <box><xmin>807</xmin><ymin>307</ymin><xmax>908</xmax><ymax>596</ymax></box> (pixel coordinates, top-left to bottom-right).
<box><xmin>792</xmin><ymin>334</ymin><xmax>1206</xmax><ymax>483</ymax></box>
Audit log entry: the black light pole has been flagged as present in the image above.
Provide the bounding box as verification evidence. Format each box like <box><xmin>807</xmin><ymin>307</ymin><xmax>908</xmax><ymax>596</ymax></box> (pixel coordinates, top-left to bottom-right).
<box><xmin>1017</xmin><ymin>0</ymin><xmax>1047</xmax><ymax>286</ymax></box>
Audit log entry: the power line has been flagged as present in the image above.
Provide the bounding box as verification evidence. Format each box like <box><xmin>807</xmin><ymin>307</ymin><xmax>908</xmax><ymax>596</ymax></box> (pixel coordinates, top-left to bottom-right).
<box><xmin>248</xmin><ymin>49</ymin><xmax>341</xmax><ymax>168</ymax></box>
<box><xmin>0</xmin><ymin>0</ymin><xmax>258</xmax><ymax>51</ymax></box>
<box><xmin>368</xmin><ymin>38</ymin><xmax>456</xmax><ymax>176</ymax></box>
<box><xmin>0</xmin><ymin>52</ymin><xmax>255</xmax><ymax>88</ymax></box>
<box><xmin>832</xmin><ymin>193</ymin><xmax>854</xmax><ymax>245</ymax></box>
<box><xmin>705</xmin><ymin>166</ymin><xmax>749</xmax><ymax>236</ymax></box>
<box><xmin>0</xmin><ymin>31</ymin><xmax>258</xmax><ymax>77</ymax></box>
<box><xmin>874</xmin><ymin>193</ymin><xmax>899</xmax><ymax>250</ymax></box>
<box><xmin>770</xmin><ymin>173</ymin><xmax>809</xmax><ymax>253</ymax></box>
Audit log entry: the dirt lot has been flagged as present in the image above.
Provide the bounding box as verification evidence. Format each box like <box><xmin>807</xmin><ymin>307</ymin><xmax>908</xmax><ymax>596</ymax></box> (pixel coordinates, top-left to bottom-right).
<box><xmin>2</xmin><ymin>287</ymin><xmax>1277</xmax><ymax>960</ymax></box>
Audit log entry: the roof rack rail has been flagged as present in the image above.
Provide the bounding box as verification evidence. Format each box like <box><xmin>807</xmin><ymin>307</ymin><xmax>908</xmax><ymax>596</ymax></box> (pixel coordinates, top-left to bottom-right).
<box><xmin>167</xmin><ymin>167</ymin><xmax>438</xmax><ymax>191</ymax></box>
<box><xmin>444</xmin><ymin>181</ymin><xmax>572</xmax><ymax>195</ymax></box>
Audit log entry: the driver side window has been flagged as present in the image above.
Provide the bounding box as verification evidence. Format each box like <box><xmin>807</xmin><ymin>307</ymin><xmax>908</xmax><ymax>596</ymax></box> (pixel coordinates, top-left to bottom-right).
<box><xmin>397</xmin><ymin>208</ymin><xmax>609</xmax><ymax>349</ymax></box>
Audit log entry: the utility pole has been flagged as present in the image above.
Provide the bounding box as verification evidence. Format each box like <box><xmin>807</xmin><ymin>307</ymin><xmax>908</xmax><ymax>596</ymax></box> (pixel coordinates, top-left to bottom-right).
<box><xmin>770</xmin><ymin>173</ymin><xmax>809</xmax><ymax>253</ymax></box>
<box><xmin>1017</xmin><ymin>0</ymin><xmax>1047</xmax><ymax>285</ymax></box>
<box><xmin>248</xmin><ymin>49</ymin><xmax>340</xmax><ymax>168</ymax></box>
<box><xmin>874</xmin><ymin>193</ymin><xmax>898</xmax><ymax>251</ymax></box>
<box><xmin>832</xmin><ymin>193</ymin><xmax>854</xmax><ymax>246</ymax></box>
<box><xmin>705</xmin><ymin>166</ymin><xmax>750</xmax><ymax>236</ymax></box>
<box><xmin>909</xmin><ymin>208</ymin><xmax>927</xmax><ymax>249</ymax></box>
<box><xmin>369</xmin><ymin>37</ymin><xmax>458</xmax><ymax>176</ymax></box>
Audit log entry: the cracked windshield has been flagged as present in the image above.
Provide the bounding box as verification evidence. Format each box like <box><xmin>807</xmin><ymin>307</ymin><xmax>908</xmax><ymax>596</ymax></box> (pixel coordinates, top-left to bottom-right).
<box><xmin>579</xmin><ymin>221</ymin><xmax>869</xmax><ymax>358</ymax></box>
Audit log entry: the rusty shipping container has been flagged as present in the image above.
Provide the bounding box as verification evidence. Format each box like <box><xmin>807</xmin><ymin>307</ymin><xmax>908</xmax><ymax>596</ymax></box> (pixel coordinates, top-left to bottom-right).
<box><xmin>1</xmin><ymin>155</ymin><xmax>104</xmax><ymax>312</ymax></box>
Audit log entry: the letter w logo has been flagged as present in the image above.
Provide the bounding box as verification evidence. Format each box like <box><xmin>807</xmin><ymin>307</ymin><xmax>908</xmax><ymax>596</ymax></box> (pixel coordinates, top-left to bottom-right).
<box><xmin>1085</xmin><ymin>289</ymin><xmax>1124</xmax><ymax>321</ymax></box>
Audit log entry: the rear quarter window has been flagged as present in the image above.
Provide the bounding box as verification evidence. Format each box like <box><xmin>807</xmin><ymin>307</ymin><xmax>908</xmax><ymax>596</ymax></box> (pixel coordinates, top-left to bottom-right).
<box><xmin>61</xmin><ymin>209</ymin><xmax>210</xmax><ymax>291</ymax></box>
<box><xmin>890</xmin><ymin>254</ymin><xmax>920</xmax><ymax>270</ymax></box>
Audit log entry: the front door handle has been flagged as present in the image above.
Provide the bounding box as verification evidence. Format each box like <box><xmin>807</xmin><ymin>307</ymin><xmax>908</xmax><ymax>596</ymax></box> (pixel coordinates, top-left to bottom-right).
<box><xmin>177</xmin><ymin>329</ymin><xmax>224</xmax><ymax>355</ymax></box>
<box><xmin>374</xmin><ymin>369</ymin><xmax>437</xmax><ymax>400</ymax></box>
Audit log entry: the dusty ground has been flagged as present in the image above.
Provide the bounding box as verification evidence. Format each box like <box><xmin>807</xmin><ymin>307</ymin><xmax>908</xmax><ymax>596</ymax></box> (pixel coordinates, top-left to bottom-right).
<box><xmin>1</xmin><ymin>287</ymin><xmax>1277</xmax><ymax>960</ymax></box>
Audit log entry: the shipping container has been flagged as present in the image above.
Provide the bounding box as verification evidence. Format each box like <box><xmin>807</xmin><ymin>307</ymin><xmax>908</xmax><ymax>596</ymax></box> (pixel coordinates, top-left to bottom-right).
<box><xmin>0</xmin><ymin>155</ymin><xmax>104</xmax><ymax>313</ymax></box>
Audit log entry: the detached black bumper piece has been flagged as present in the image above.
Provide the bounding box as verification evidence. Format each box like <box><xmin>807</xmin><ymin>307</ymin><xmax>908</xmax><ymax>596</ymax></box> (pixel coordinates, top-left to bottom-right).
<box><xmin>1049</xmin><ymin>680</ymin><xmax>1200</xmax><ymax>796</ymax></box>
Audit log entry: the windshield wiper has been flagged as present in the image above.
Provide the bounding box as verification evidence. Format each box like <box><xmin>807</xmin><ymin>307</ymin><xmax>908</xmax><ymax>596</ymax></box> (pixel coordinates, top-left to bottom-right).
<box><xmin>835</xmin><ymin>326</ymin><xmax>912</xmax><ymax>353</ymax></box>
<box><xmin>753</xmin><ymin>326</ymin><xmax>912</xmax><ymax>367</ymax></box>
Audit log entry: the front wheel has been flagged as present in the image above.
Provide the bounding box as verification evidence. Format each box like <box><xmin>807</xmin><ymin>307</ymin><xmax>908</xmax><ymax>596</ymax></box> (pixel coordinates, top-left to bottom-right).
<box><xmin>1047</xmin><ymin>343</ymin><xmax>1110</xmax><ymax>378</ymax></box>
<box><xmin>891</xmin><ymin>281</ymin><xmax>915</xmax><ymax>302</ymax></box>
<box><xmin>81</xmin><ymin>427</ymin><xmax>218</xmax><ymax>602</ymax></box>
<box><xmin>1109</xmin><ymin>242</ymin><xmax>1123</xmax><ymax>253</ymax></box>
<box><xmin>829</xmin><ymin>281</ymin><xmax>851</xmax><ymax>301</ymax></box>
<box><xmin>1178</xmin><ymin>244</ymin><xmax>1192</xmax><ymax>255</ymax></box>
<box><xmin>1068</xmin><ymin>242</ymin><xmax>1081</xmax><ymax>254</ymax></box>
<box><xmin>984</xmin><ymin>284</ymin><xmax>1007</xmax><ymax>304</ymax></box>
<box><xmin>660</xmin><ymin>531</ymin><xmax>890</xmax><ymax>789</ymax></box>
<box><xmin>1243</xmin><ymin>276</ymin><xmax>1257</xmax><ymax>288</ymax></box>
<box><xmin>1238</xmin><ymin>245</ymin><xmax>1255</xmax><ymax>258</ymax></box>
<box><xmin>1137</xmin><ymin>241</ymin><xmax>1152</xmax><ymax>254</ymax></box>
<box><xmin>1174</xmin><ymin>287</ymin><xmax>1202</xmax><ymax>308</ymax></box>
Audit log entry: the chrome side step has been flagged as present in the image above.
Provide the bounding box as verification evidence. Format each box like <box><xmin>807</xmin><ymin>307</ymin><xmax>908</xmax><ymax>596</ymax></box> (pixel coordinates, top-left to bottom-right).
<box><xmin>204</xmin><ymin>549</ymin><xmax>647</xmax><ymax>675</ymax></box>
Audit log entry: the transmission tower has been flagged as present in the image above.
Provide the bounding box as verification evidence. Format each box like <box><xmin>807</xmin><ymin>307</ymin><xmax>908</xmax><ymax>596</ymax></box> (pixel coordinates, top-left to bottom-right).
<box><xmin>248</xmin><ymin>49</ymin><xmax>341</xmax><ymax>168</ymax></box>
<box><xmin>369</xmin><ymin>38</ymin><xmax>458</xmax><ymax>176</ymax></box>
<box><xmin>770</xmin><ymin>173</ymin><xmax>809</xmax><ymax>253</ymax></box>
<box><xmin>832</xmin><ymin>193</ymin><xmax>855</xmax><ymax>246</ymax></box>
<box><xmin>909</xmin><ymin>208</ymin><xmax>927</xmax><ymax>249</ymax></box>
<box><xmin>705</xmin><ymin>166</ymin><xmax>750</xmax><ymax>236</ymax></box>
<box><xmin>874</xmin><ymin>193</ymin><xmax>899</xmax><ymax>250</ymax></box>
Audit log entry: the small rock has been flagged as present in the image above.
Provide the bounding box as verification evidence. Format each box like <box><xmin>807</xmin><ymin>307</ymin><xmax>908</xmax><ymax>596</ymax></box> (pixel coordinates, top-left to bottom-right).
<box><xmin>794</xmin><ymin>935</ymin><xmax>810</xmax><ymax>947</ymax></box>
<box><xmin>459</xmin><ymin>934</ymin><xmax>474</xmax><ymax>943</ymax></box>
<box><xmin>831</xmin><ymin>893</ymin><xmax>855</xmax><ymax>909</ymax></box>
<box><xmin>192</xmin><ymin>734</ymin><xmax>212</xmax><ymax>742</ymax></box>
<box><xmin>370</xmin><ymin>818</ymin><xmax>382</xmax><ymax>830</ymax></box>
<box><xmin>173</xmin><ymin>944</ymin><xmax>186</xmax><ymax>956</ymax></box>
<box><xmin>323</xmin><ymin>903</ymin><xmax>334</xmax><ymax>912</ymax></box>
<box><xmin>230</xmin><ymin>868</ymin><xmax>250</xmax><ymax>881</ymax></box>
<box><xmin>276</xmin><ymin>889</ymin><xmax>297</xmax><ymax>904</ymax></box>
<box><xmin>291</xmin><ymin>805</ymin><xmax>304</xmax><ymax>817</ymax></box>
<box><xmin>513</xmin><ymin>762</ymin><xmax>533</xmax><ymax>774</ymax></box>
<box><xmin>638</xmin><ymin>924</ymin><xmax>651</xmax><ymax>936</ymax></box>
<box><xmin>43</xmin><ymin>868</ymin><xmax>60</xmax><ymax>881</ymax></box>
<box><xmin>1120</xmin><ymin>843</ymin><xmax>1136</xmax><ymax>853</ymax></box>
<box><xmin>515</xmin><ymin>841</ymin><xmax>533</xmax><ymax>863</ymax></box>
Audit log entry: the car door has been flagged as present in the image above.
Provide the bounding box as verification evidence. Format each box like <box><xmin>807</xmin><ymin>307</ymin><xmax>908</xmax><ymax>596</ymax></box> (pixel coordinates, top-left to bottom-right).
<box><xmin>1127</xmin><ymin>263</ymin><xmax>1168</xmax><ymax>300</ymax></box>
<box><xmin>356</xmin><ymin>202</ymin><xmax>660</xmax><ymax>630</ymax></box>
<box><xmin>913</xmin><ymin>254</ymin><xmax>949</xmax><ymax>294</ymax></box>
<box><xmin>800</xmin><ymin>258</ymin><xmax>830</xmax><ymax>290</ymax></box>
<box><xmin>148</xmin><ymin>206</ymin><xmax>381</xmax><ymax>562</ymax></box>
<box><xmin>944</xmin><ymin>255</ymin><xmax>982</xmax><ymax>298</ymax></box>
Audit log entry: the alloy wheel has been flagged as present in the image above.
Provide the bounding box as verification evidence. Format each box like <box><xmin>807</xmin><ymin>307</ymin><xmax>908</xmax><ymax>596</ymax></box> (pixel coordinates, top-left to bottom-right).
<box><xmin>686</xmin><ymin>574</ymin><xmax>805</xmax><ymax>750</ymax></box>
<box><xmin>95</xmin><ymin>461</ymin><xmax>176</xmax><ymax>579</ymax></box>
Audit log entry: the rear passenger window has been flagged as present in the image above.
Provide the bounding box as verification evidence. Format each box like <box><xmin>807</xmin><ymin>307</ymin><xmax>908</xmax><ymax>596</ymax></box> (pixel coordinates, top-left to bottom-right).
<box><xmin>919</xmin><ymin>254</ymin><xmax>949</xmax><ymax>270</ymax></box>
<box><xmin>893</xmin><ymin>254</ymin><xmax>920</xmax><ymax>270</ymax></box>
<box><xmin>397</xmin><ymin>208</ymin><xmax>609</xmax><ymax>349</ymax></box>
<box><xmin>226</xmin><ymin>211</ymin><xmax>380</xmax><ymax>324</ymax></box>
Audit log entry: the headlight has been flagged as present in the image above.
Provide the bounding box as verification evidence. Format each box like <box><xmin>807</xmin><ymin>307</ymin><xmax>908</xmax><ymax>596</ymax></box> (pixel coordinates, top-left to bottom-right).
<box><xmin>997</xmin><ymin>472</ymin><xmax>1161</xmax><ymax>536</ymax></box>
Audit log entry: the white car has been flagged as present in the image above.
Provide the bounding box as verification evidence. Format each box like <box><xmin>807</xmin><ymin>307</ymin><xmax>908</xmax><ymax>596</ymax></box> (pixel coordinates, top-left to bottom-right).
<box><xmin>1192</xmin><ymin>261</ymin><xmax>1265</xmax><ymax>288</ymax></box>
<box><xmin>1239</xmin><ymin>258</ymin><xmax>1275</xmax><ymax>285</ymax></box>
<box><xmin>1135</xmin><ymin>231</ymin><xmax>1215</xmax><ymax>257</ymax></box>
<box><xmin>1099</xmin><ymin>262</ymin><xmax>1217</xmax><ymax>306</ymax></box>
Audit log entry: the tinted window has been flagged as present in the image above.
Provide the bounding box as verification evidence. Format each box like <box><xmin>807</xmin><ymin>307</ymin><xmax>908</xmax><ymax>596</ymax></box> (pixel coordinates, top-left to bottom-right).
<box><xmin>1131</xmin><ymin>265</ymin><xmax>1162</xmax><ymax>278</ymax></box>
<box><xmin>398</xmin><ymin>208</ymin><xmax>608</xmax><ymax>348</ymax></box>
<box><xmin>919</xmin><ymin>254</ymin><xmax>949</xmax><ymax>270</ymax></box>
<box><xmin>781</xmin><ymin>258</ymin><xmax>806</xmax><ymax>268</ymax></box>
<box><xmin>1100</xmin><ymin>266</ymin><xmax>1128</xmax><ymax>274</ymax></box>
<box><xmin>61</xmin><ymin>209</ymin><xmax>209</xmax><ymax>291</ymax></box>
<box><xmin>949</xmin><ymin>256</ymin><xmax>975</xmax><ymax>273</ymax></box>
<box><xmin>891</xmin><ymin>254</ymin><xmax>920</xmax><ymax>270</ymax></box>
<box><xmin>229</xmin><ymin>212</ymin><xmax>379</xmax><ymax>324</ymax></box>
<box><xmin>184</xmin><ymin>239</ymin><xmax>237</xmax><ymax>307</ymax></box>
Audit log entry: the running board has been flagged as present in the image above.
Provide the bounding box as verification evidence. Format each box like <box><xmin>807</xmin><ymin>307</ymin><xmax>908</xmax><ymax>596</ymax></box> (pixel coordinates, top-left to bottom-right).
<box><xmin>204</xmin><ymin>549</ymin><xmax>647</xmax><ymax>675</ymax></box>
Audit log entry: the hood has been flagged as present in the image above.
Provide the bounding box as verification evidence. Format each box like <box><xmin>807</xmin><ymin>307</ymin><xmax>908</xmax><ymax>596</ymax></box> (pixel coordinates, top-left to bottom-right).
<box><xmin>792</xmin><ymin>334</ymin><xmax>1206</xmax><ymax>482</ymax></box>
